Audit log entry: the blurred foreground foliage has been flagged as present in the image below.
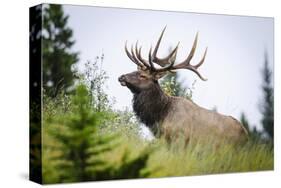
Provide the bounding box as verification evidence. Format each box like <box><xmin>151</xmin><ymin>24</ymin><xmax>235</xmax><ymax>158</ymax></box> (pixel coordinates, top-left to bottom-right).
<box><xmin>43</xmin><ymin>84</ymin><xmax>152</xmax><ymax>183</ymax></box>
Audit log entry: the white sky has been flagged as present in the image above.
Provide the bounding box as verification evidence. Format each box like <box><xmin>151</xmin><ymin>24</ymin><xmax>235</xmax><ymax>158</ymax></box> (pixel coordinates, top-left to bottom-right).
<box><xmin>63</xmin><ymin>5</ymin><xmax>274</xmax><ymax>130</ymax></box>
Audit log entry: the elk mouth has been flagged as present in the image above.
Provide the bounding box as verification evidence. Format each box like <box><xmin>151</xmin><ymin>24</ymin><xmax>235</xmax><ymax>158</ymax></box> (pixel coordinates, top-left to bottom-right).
<box><xmin>118</xmin><ymin>75</ymin><xmax>127</xmax><ymax>86</ymax></box>
<box><xmin>120</xmin><ymin>81</ymin><xmax>127</xmax><ymax>86</ymax></box>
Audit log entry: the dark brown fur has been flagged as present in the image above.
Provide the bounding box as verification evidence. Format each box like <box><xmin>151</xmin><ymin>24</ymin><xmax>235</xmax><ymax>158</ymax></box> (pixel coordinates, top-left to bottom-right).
<box><xmin>132</xmin><ymin>82</ymin><xmax>171</xmax><ymax>135</ymax></box>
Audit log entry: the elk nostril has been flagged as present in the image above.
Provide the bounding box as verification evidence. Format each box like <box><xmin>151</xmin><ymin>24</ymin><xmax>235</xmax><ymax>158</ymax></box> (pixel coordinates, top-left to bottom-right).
<box><xmin>118</xmin><ymin>75</ymin><xmax>126</xmax><ymax>82</ymax></box>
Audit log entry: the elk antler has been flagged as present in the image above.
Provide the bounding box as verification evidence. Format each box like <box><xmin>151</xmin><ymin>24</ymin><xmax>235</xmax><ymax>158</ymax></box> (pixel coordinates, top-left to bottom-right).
<box><xmin>151</xmin><ymin>26</ymin><xmax>180</xmax><ymax>67</ymax></box>
<box><xmin>125</xmin><ymin>41</ymin><xmax>146</xmax><ymax>70</ymax></box>
<box><xmin>125</xmin><ymin>27</ymin><xmax>208</xmax><ymax>81</ymax></box>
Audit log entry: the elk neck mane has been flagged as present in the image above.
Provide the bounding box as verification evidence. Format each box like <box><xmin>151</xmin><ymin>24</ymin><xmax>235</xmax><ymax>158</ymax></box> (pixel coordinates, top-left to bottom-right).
<box><xmin>132</xmin><ymin>81</ymin><xmax>171</xmax><ymax>134</ymax></box>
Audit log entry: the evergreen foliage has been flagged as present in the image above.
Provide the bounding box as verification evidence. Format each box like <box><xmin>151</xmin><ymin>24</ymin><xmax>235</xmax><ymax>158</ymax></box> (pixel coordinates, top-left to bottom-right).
<box><xmin>240</xmin><ymin>112</ymin><xmax>250</xmax><ymax>133</ymax></box>
<box><xmin>260</xmin><ymin>52</ymin><xmax>274</xmax><ymax>141</ymax></box>
<box><xmin>42</xmin><ymin>4</ymin><xmax>79</xmax><ymax>96</ymax></box>
<box><xmin>240</xmin><ymin>112</ymin><xmax>262</xmax><ymax>141</ymax></box>
<box><xmin>43</xmin><ymin>84</ymin><xmax>151</xmax><ymax>184</ymax></box>
<box><xmin>46</xmin><ymin>85</ymin><xmax>112</xmax><ymax>182</ymax></box>
<box><xmin>239</xmin><ymin>52</ymin><xmax>274</xmax><ymax>143</ymax></box>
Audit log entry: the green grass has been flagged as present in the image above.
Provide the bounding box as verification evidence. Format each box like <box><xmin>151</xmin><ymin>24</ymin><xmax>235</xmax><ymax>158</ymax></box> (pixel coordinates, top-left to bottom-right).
<box><xmin>104</xmin><ymin>134</ymin><xmax>273</xmax><ymax>178</ymax></box>
<box><xmin>149</xmin><ymin>140</ymin><xmax>273</xmax><ymax>177</ymax></box>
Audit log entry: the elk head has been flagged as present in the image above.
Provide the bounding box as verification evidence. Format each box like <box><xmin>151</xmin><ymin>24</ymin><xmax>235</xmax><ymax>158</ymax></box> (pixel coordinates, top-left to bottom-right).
<box><xmin>118</xmin><ymin>27</ymin><xmax>208</xmax><ymax>93</ymax></box>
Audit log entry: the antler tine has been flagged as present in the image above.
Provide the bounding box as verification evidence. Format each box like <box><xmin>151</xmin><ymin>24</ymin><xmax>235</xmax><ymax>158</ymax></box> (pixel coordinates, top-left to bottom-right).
<box><xmin>158</xmin><ymin>33</ymin><xmax>207</xmax><ymax>81</ymax></box>
<box><xmin>178</xmin><ymin>32</ymin><xmax>198</xmax><ymax>67</ymax></box>
<box><xmin>125</xmin><ymin>41</ymin><xmax>136</xmax><ymax>62</ymax></box>
<box><xmin>168</xmin><ymin>33</ymin><xmax>207</xmax><ymax>81</ymax></box>
<box><xmin>131</xmin><ymin>44</ymin><xmax>144</xmax><ymax>68</ymax></box>
<box><xmin>153</xmin><ymin>55</ymin><xmax>176</xmax><ymax>73</ymax></box>
<box><xmin>125</xmin><ymin>41</ymin><xmax>145</xmax><ymax>69</ymax></box>
<box><xmin>168</xmin><ymin>42</ymin><xmax>179</xmax><ymax>63</ymax></box>
<box><xmin>151</xmin><ymin>42</ymin><xmax>179</xmax><ymax>73</ymax></box>
<box><xmin>151</xmin><ymin>27</ymin><xmax>179</xmax><ymax>67</ymax></box>
<box><xmin>135</xmin><ymin>42</ymin><xmax>150</xmax><ymax>68</ymax></box>
<box><xmin>194</xmin><ymin>47</ymin><xmax>208</xmax><ymax>69</ymax></box>
<box><xmin>187</xmin><ymin>47</ymin><xmax>208</xmax><ymax>81</ymax></box>
<box><xmin>152</xmin><ymin>26</ymin><xmax>166</xmax><ymax>61</ymax></box>
<box><xmin>185</xmin><ymin>66</ymin><xmax>208</xmax><ymax>81</ymax></box>
<box><xmin>148</xmin><ymin>47</ymin><xmax>156</xmax><ymax>71</ymax></box>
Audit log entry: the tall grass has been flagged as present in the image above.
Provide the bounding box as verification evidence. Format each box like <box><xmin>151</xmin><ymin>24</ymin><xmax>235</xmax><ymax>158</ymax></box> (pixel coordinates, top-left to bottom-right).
<box><xmin>137</xmin><ymin>140</ymin><xmax>272</xmax><ymax>177</ymax></box>
<box><xmin>101</xmin><ymin>131</ymin><xmax>273</xmax><ymax>178</ymax></box>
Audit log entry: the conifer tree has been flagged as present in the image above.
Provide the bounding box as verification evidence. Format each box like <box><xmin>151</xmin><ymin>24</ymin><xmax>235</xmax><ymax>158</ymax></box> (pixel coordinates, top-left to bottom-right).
<box><xmin>48</xmin><ymin>84</ymin><xmax>151</xmax><ymax>183</ymax></box>
<box><xmin>260</xmin><ymin>52</ymin><xmax>274</xmax><ymax>141</ymax></box>
<box><xmin>43</xmin><ymin>4</ymin><xmax>79</xmax><ymax>97</ymax></box>
<box><xmin>48</xmin><ymin>85</ymin><xmax>114</xmax><ymax>182</ymax></box>
<box><xmin>240</xmin><ymin>112</ymin><xmax>250</xmax><ymax>133</ymax></box>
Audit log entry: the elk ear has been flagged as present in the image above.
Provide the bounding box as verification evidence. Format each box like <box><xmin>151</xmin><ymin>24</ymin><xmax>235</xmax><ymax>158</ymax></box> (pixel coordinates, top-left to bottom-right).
<box><xmin>154</xmin><ymin>71</ymin><xmax>168</xmax><ymax>80</ymax></box>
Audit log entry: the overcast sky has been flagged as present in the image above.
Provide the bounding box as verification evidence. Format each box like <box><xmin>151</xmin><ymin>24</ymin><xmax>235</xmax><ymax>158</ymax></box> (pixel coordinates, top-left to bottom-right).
<box><xmin>63</xmin><ymin>5</ymin><xmax>274</xmax><ymax>130</ymax></box>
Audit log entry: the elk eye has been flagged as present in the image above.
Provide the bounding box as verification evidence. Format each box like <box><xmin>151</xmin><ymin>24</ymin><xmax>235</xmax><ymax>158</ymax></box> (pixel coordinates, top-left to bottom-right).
<box><xmin>139</xmin><ymin>75</ymin><xmax>146</xmax><ymax>79</ymax></box>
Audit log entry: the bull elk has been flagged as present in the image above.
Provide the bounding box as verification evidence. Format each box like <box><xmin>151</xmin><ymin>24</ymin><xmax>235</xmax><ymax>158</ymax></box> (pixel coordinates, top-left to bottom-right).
<box><xmin>118</xmin><ymin>27</ymin><xmax>248</xmax><ymax>144</ymax></box>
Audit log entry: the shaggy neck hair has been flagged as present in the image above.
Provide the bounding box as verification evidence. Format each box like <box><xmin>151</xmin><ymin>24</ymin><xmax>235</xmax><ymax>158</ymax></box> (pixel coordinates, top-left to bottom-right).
<box><xmin>132</xmin><ymin>81</ymin><xmax>171</xmax><ymax>136</ymax></box>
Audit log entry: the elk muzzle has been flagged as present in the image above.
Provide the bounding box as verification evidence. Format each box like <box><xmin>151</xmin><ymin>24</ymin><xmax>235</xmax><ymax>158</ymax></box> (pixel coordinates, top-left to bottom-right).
<box><xmin>118</xmin><ymin>75</ymin><xmax>127</xmax><ymax>86</ymax></box>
